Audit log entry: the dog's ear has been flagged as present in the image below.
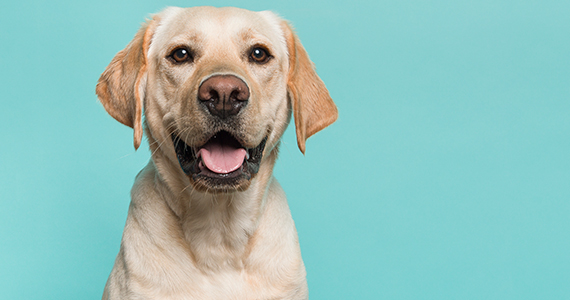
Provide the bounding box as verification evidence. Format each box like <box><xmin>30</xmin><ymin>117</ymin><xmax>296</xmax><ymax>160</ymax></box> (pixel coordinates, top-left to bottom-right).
<box><xmin>282</xmin><ymin>21</ymin><xmax>338</xmax><ymax>154</ymax></box>
<box><xmin>96</xmin><ymin>18</ymin><xmax>158</xmax><ymax>150</ymax></box>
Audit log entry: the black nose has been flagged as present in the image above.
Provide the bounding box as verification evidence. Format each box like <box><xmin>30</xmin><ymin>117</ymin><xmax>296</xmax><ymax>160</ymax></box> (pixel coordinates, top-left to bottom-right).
<box><xmin>198</xmin><ymin>75</ymin><xmax>249</xmax><ymax>119</ymax></box>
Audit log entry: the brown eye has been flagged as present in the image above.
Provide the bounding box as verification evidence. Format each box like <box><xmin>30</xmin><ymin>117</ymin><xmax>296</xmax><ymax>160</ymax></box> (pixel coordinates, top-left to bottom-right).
<box><xmin>250</xmin><ymin>47</ymin><xmax>270</xmax><ymax>63</ymax></box>
<box><xmin>169</xmin><ymin>47</ymin><xmax>192</xmax><ymax>63</ymax></box>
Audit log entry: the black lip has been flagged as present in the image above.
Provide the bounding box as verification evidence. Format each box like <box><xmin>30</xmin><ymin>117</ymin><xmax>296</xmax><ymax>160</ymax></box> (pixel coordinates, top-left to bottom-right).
<box><xmin>171</xmin><ymin>131</ymin><xmax>267</xmax><ymax>189</ymax></box>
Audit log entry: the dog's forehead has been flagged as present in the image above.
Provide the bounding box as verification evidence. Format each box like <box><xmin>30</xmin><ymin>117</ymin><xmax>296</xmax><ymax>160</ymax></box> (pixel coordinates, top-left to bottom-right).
<box><xmin>150</xmin><ymin>6</ymin><xmax>286</xmax><ymax>57</ymax></box>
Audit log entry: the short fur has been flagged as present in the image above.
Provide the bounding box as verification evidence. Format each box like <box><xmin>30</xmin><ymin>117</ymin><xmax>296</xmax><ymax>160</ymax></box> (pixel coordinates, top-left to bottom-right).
<box><xmin>96</xmin><ymin>7</ymin><xmax>337</xmax><ymax>299</ymax></box>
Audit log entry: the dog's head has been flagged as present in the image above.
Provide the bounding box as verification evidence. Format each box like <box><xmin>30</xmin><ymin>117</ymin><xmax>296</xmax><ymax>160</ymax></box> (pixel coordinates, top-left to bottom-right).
<box><xmin>96</xmin><ymin>7</ymin><xmax>337</xmax><ymax>192</ymax></box>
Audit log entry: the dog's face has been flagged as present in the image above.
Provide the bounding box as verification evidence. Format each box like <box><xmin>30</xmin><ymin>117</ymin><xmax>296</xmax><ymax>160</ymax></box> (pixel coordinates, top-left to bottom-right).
<box><xmin>147</xmin><ymin>7</ymin><xmax>289</xmax><ymax>191</ymax></box>
<box><xmin>96</xmin><ymin>6</ymin><xmax>337</xmax><ymax>192</ymax></box>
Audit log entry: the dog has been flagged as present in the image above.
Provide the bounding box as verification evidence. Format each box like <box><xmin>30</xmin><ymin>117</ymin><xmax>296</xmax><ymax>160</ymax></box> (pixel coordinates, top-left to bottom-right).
<box><xmin>96</xmin><ymin>6</ymin><xmax>337</xmax><ymax>299</ymax></box>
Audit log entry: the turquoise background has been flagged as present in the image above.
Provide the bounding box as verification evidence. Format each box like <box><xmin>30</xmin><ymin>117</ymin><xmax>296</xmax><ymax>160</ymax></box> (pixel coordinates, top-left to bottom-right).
<box><xmin>1</xmin><ymin>0</ymin><xmax>569</xmax><ymax>299</ymax></box>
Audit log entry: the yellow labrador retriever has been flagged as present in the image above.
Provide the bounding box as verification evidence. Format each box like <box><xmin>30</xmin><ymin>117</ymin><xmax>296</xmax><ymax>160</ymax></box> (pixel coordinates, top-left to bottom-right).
<box><xmin>96</xmin><ymin>6</ymin><xmax>337</xmax><ymax>300</ymax></box>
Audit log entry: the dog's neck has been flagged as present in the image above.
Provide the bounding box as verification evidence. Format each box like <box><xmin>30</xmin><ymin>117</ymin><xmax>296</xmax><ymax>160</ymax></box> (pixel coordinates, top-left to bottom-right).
<box><xmin>179</xmin><ymin>184</ymin><xmax>268</xmax><ymax>271</ymax></box>
<box><xmin>148</xmin><ymin>133</ymin><xmax>279</xmax><ymax>271</ymax></box>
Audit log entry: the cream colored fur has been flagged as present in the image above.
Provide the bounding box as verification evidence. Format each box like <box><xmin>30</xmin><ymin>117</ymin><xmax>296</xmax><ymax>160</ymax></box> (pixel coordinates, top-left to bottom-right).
<box><xmin>96</xmin><ymin>6</ymin><xmax>337</xmax><ymax>300</ymax></box>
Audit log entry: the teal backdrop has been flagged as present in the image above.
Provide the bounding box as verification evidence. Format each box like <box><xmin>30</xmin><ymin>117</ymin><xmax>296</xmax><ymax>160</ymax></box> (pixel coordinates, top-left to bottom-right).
<box><xmin>1</xmin><ymin>0</ymin><xmax>569</xmax><ymax>299</ymax></box>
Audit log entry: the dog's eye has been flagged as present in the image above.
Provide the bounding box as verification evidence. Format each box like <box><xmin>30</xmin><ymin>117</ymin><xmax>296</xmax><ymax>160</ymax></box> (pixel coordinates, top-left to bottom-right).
<box><xmin>169</xmin><ymin>47</ymin><xmax>192</xmax><ymax>63</ymax></box>
<box><xmin>250</xmin><ymin>47</ymin><xmax>271</xmax><ymax>64</ymax></box>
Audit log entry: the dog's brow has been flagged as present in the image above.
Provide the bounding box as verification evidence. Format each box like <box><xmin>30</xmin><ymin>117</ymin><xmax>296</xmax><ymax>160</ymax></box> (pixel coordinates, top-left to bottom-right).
<box><xmin>238</xmin><ymin>29</ymin><xmax>275</xmax><ymax>52</ymax></box>
<box><xmin>172</xmin><ymin>33</ymin><xmax>203</xmax><ymax>47</ymax></box>
<box><xmin>238</xmin><ymin>28</ymin><xmax>270</xmax><ymax>42</ymax></box>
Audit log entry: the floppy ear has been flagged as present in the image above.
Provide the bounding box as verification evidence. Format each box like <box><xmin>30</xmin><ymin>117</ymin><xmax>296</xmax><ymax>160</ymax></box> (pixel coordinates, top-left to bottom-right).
<box><xmin>95</xmin><ymin>18</ymin><xmax>157</xmax><ymax>150</ymax></box>
<box><xmin>281</xmin><ymin>21</ymin><xmax>338</xmax><ymax>154</ymax></box>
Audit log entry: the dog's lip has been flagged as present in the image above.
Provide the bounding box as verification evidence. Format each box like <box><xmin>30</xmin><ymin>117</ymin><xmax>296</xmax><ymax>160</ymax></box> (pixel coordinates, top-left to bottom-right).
<box><xmin>170</xmin><ymin>131</ymin><xmax>267</xmax><ymax>181</ymax></box>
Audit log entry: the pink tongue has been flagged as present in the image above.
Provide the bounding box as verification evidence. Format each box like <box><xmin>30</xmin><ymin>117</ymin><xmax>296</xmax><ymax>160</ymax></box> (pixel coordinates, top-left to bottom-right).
<box><xmin>198</xmin><ymin>143</ymin><xmax>247</xmax><ymax>174</ymax></box>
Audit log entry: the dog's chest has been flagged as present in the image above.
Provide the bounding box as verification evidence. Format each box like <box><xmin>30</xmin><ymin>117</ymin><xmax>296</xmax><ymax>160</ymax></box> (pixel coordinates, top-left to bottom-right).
<box><xmin>137</xmin><ymin>265</ymin><xmax>293</xmax><ymax>299</ymax></box>
<box><xmin>116</xmin><ymin>172</ymin><xmax>303</xmax><ymax>299</ymax></box>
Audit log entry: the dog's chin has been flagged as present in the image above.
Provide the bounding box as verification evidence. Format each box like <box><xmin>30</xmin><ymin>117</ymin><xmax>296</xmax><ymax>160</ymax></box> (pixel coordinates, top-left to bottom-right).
<box><xmin>171</xmin><ymin>131</ymin><xmax>267</xmax><ymax>193</ymax></box>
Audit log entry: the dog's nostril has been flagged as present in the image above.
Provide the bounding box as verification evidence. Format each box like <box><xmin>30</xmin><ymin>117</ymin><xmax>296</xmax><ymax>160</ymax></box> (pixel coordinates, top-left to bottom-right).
<box><xmin>198</xmin><ymin>75</ymin><xmax>249</xmax><ymax>119</ymax></box>
<box><xmin>207</xmin><ymin>89</ymin><xmax>219</xmax><ymax>101</ymax></box>
<box><xmin>229</xmin><ymin>90</ymin><xmax>242</xmax><ymax>101</ymax></box>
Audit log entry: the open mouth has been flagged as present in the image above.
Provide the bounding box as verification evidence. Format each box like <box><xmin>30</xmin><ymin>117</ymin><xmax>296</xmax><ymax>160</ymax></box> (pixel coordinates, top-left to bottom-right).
<box><xmin>171</xmin><ymin>131</ymin><xmax>267</xmax><ymax>190</ymax></box>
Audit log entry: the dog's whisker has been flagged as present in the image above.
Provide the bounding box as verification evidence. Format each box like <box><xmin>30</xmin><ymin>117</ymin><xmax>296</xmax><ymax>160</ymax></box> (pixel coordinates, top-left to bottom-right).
<box><xmin>180</xmin><ymin>182</ymin><xmax>193</xmax><ymax>197</ymax></box>
<box><xmin>228</xmin><ymin>192</ymin><xmax>235</xmax><ymax>208</ymax></box>
<box><xmin>148</xmin><ymin>122</ymin><xmax>181</xmax><ymax>157</ymax></box>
